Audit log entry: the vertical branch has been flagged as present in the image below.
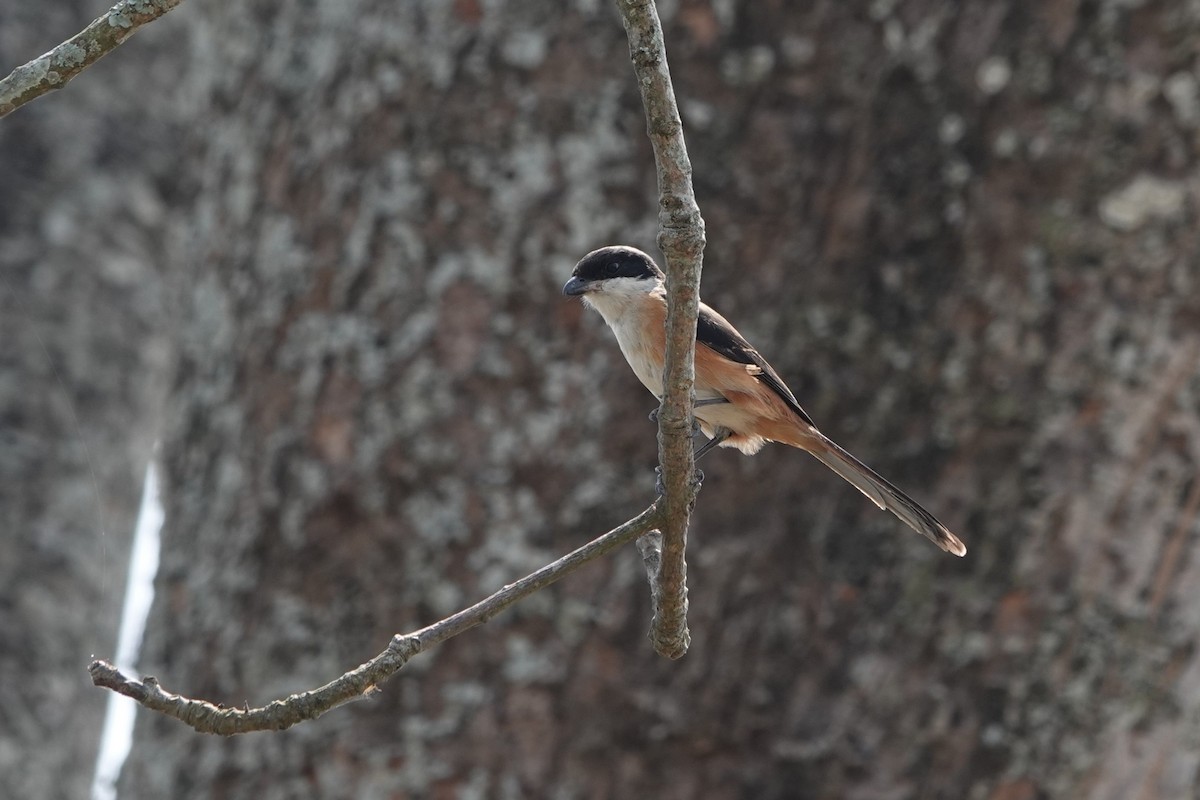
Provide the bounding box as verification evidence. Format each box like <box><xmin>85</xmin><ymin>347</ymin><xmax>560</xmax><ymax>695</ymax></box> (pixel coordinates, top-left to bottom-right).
<box><xmin>615</xmin><ymin>0</ymin><xmax>706</xmax><ymax>659</ymax></box>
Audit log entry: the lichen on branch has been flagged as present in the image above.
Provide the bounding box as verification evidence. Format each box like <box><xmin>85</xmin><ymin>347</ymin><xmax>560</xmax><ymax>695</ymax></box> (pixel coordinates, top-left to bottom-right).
<box><xmin>0</xmin><ymin>0</ymin><xmax>183</xmax><ymax>119</ymax></box>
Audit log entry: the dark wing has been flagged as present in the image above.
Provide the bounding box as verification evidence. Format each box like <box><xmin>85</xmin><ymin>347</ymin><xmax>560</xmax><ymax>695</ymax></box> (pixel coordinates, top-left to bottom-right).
<box><xmin>695</xmin><ymin>303</ymin><xmax>816</xmax><ymax>428</ymax></box>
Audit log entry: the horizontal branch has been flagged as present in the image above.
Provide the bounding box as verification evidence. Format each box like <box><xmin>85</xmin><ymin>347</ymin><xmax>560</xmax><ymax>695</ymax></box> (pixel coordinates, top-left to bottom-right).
<box><xmin>0</xmin><ymin>0</ymin><xmax>183</xmax><ymax>119</ymax></box>
<box><xmin>90</xmin><ymin>504</ymin><xmax>662</xmax><ymax>734</ymax></box>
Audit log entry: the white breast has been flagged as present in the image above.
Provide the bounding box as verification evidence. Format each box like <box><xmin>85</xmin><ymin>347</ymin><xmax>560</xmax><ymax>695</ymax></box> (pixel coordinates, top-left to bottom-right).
<box><xmin>582</xmin><ymin>280</ymin><xmax>667</xmax><ymax>398</ymax></box>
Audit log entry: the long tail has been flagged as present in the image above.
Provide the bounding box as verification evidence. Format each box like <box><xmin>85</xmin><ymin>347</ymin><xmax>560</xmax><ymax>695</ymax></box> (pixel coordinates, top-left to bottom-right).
<box><xmin>806</xmin><ymin>436</ymin><xmax>966</xmax><ymax>556</ymax></box>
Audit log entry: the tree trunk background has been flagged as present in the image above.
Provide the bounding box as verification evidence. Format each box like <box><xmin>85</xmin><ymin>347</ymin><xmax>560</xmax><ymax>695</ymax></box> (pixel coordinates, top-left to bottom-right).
<box><xmin>0</xmin><ymin>4</ymin><xmax>180</xmax><ymax>798</ymax></box>
<box><xmin>7</xmin><ymin>0</ymin><xmax>1200</xmax><ymax>798</ymax></box>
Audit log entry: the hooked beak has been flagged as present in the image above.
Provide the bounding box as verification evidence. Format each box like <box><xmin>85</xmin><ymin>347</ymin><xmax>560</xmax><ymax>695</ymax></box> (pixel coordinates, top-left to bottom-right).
<box><xmin>562</xmin><ymin>275</ymin><xmax>592</xmax><ymax>296</ymax></box>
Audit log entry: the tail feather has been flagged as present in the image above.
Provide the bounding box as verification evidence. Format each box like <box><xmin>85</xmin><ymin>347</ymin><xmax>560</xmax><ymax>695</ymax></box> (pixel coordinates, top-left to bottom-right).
<box><xmin>808</xmin><ymin>437</ymin><xmax>966</xmax><ymax>557</ymax></box>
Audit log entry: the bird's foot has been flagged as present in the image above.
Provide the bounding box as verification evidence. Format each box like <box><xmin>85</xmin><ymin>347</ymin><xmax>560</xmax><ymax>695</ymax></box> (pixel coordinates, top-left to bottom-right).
<box><xmin>654</xmin><ymin>466</ymin><xmax>705</xmax><ymax>497</ymax></box>
<box><xmin>649</xmin><ymin>397</ymin><xmax>730</xmax><ymax>426</ymax></box>
<box><xmin>648</xmin><ymin>410</ymin><xmax>700</xmax><ymax>434</ymax></box>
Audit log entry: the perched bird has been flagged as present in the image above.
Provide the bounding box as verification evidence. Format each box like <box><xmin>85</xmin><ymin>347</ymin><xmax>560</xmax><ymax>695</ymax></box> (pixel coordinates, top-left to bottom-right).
<box><xmin>563</xmin><ymin>245</ymin><xmax>966</xmax><ymax>556</ymax></box>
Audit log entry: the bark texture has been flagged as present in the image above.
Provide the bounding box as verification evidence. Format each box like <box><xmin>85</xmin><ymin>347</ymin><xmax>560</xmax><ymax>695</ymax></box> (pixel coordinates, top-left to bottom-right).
<box><xmin>16</xmin><ymin>0</ymin><xmax>1195</xmax><ymax>798</ymax></box>
<box><xmin>0</xmin><ymin>3</ymin><xmax>180</xmax><ymax>798</ymax></box>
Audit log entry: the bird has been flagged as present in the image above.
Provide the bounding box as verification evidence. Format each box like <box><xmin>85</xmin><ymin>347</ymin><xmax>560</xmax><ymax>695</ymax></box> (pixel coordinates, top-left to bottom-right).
<box><xmin>563</xmin><ymin>245</ymin><xmax>966</xmax><ymax>557</ymax></box>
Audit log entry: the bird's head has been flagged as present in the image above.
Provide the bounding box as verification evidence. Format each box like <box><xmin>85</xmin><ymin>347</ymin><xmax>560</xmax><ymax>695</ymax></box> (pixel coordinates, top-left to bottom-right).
<box><xmin>562</xmin><ymin>246</ymin><xmax>665</xmax><ymax>317</ymax></box>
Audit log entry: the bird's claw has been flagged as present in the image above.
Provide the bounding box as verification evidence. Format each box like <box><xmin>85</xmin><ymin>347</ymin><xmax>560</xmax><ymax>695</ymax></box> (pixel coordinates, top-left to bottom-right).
<box><xmin>654</xmin><ymin>466</ymin><xmax>705</xmax><ymax>497</ymax></box>
<box><xmin>648</xmin><ymin>406</ymin><xmax>703</xmax><ymax>436</ymax></box>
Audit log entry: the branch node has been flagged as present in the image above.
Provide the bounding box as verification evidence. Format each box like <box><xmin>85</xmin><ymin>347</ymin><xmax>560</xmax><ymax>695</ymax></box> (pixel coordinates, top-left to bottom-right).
<box><xmin>388</xmin><ymin>633</ymin><xmax>420</xmax><ymax>662</ymax></box>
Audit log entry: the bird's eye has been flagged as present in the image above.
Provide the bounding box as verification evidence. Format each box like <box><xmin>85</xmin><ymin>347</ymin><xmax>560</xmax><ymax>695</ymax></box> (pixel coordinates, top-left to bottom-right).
<box><xmin>603</xmin><ymin>261</ymin><xmax>620</xmax><ymax>277</ymax></box>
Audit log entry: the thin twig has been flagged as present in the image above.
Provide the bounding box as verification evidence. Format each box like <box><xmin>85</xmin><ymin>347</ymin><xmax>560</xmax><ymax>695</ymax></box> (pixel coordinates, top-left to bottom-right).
<box><xmin>615</xmin><ymin>0</ymin><xmax>706</xmax><ymax>659</ymax></box>
<box><xmin>90</xmin><ymin>505</ymin><xmax>663</xmax><ymax>734</ymax></box>
<box><xmin>0</xmin><ymin>0</ymin><xmax>183</xmax><ymax>119</ymax></box>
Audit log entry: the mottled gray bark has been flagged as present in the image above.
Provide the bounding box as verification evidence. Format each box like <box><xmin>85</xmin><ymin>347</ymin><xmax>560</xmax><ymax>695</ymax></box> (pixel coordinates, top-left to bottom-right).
<box><xmin>0</xmin><ymin>4</ymin><xmax>182</xmax><ymax>798</ymax></box>
<box><xmin>13</xmin><ymin>0</ymin><xmax>1188</xmax><ymax>798</ymax></box>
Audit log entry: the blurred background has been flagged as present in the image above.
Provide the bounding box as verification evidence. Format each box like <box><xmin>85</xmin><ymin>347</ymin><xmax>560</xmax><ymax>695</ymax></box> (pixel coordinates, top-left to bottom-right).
<box><xmin>3</xmin><ymin>0</ymin><xmax>1200</xmax><ymax>798</ymax></box>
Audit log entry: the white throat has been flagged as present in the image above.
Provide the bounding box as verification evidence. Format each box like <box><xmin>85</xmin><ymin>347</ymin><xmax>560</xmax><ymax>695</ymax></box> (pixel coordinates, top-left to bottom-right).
<box><xmin>580</xmin><ymin>276</ymin><xmax>664</xmax><ymax>327</ymax></box>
